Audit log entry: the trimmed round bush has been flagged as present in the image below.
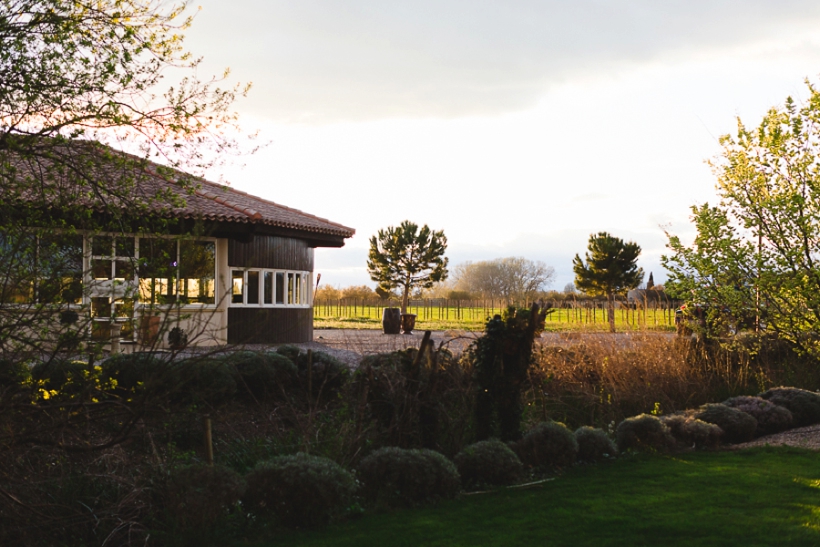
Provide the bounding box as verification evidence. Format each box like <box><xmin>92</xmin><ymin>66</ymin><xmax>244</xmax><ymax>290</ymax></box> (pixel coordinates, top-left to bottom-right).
<box><xmin>277</xmin><ymin>346</ymin><xmax>349</xmax><ymax>399</ymax></box>
<box><xmin>357</xmin><ymin>447</ymin><xmax>460</xmax><ymax>508</ymax></box>
<box><xmin>229</xmin><ymin>351</ymin><xmax>298</xmax><ymax>402</ymax></box>
<box><xmin>174</xmin><ymin>358</ymin><xmax>237</xmax><ymax>407</ymax></box>
<box><xmin>723</xmin><ymin>395</ymin><xmax>793</xmax><ymax>436</ymax></box>
<box><xmin>759</xmin><ymin>387</ymin><xmax>820</xmax><ymax>427</ymax></box>
<box><xmin>660</xmin><ymin>414</ymin><xmax>723</xmax><ymax>449</ymax></box>
<box><xmin>0</xmin><ymin>359</ymin><xmax>30</xmax><ymax>386</ymax></box>
<box><xmin>99</xmin><ymin>353</ymin><xmax>170</xmax><ymax>394</ymax></box>
<box><xmin>31</xmin><ymin>359</ymin><xmax>92</xmax><ymax>392</ymax></box>
<box><xmin>694</xmin><ymin>404</ymin><xmax>757</xmax><ymax>444</ymax></box>
<box><xmin>574</xmin><ymin>426</ymin><xmax>617</xmax><ymax>462</ymax></box>
<box><xmin>454</xmin><ymin>439</ymin><xmax>523</xmax><ymax>489</ymax></box>
<box><xmin>165</xmin><ymin>464</ymin><xmax>246</xmax><ymax>534</ymax></box>
<box><xmin>244</xmin><ymin>453</ymin><xmax>357</xmax><ymax>528</ymax></box>
<box><xmin>514</xmin><ymin>421</ymin><xmax>578</xmax><ymax>468</ymax></box>
<box><xmin>615</xmin><ymin>414</ymin><xmax>674</xmax><ymax>452</ymax></box>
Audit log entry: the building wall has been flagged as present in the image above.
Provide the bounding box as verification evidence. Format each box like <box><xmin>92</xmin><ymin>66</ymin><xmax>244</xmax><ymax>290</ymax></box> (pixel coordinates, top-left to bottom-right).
<box><xmin>226</xmin><ymin>235</ymin><xmax>315</xmax><ymax>344</ymax></box>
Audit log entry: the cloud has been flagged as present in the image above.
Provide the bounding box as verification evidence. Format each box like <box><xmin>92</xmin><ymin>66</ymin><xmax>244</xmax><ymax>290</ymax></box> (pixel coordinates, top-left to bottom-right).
<box><xmin>187</xmin><ymin>0</ymin><xmax>820</xmax><ymax>122</ymax></box>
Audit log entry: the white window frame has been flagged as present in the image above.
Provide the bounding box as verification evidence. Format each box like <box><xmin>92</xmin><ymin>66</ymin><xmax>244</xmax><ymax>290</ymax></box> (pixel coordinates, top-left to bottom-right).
<box><xmin>229</xmin><ymin>268</ymin><xmax>312</xmax><ymax>308</ymax></box>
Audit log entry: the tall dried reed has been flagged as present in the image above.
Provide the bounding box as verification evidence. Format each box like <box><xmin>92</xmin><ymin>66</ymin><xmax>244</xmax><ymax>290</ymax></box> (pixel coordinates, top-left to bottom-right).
<box><xmin>525</xmin><ymin>333</ymin><xmax>820</xmax><ymax>429</ymax></box>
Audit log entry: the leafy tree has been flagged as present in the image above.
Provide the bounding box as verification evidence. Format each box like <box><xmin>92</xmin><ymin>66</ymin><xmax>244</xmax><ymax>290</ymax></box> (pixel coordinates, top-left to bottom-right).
<box><xmin>471</xmin><ymin>305</ymin><xmax>547</xmax><ymax>442</ymax></box>
<box><xmin>663</xmin><ymin>81</ymin><xmax>820</xmax><ymax>352</ymax></box>
<box><xmin>453</xmin><ymin>257</ymin><xmax>555</xmax><ymax>303</ymax></box>
<box><xmin>573</xmin><ymin>232</ymin><xmax>644</xmax><ymax>332</ymax></box>
<box><xmin>367</xmin><ymin>220</ymin><xmax>448</xmax><ymax>314</ymax></box>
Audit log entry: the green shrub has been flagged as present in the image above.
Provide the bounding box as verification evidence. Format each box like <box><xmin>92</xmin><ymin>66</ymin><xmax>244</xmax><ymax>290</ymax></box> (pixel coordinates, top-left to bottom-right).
<box><xmin>164</xmin><ymin>464</ymin><xmax>246</xmax><ymax>536</ymax></box>
<box><xmin>759</xmin><ymin>387</ymin><xmax>820</xmax><ymax>427</ymax></box>
<box><xmin>514</xmin><ymin>422</ymin><xmax>578</xmax><ymax>468</ymax></box>
<box><xmin>615</xmin><ymin>414</ymin><xmax>674</xmax><ymax>452</ymax></box>
<box><xmin>244</xmin><ymin>453</ymin><xmax>357</xmax><ymax>528</ymax></box>
<box><xmin>229</xmin><ymin>351</ymin><xmax>298</xmax><ymax>403</ymax></box>
<box><xmin>0</xmin><ymin>359</ymin><xmax>30</xmax><ymax>386</ymax></box>
<box><xmin>357</xmin><ymin>447</ymin><xmax>460</xmax><ymax>508</ymax></box>
<box><xmin>723</xmin><ymin>395</ymin><xmax>794</xmax><ymax>436</ymax></box>
<box><xmin>454</xmin><ymin>439</ymin><xmax>523</xmax><ymax>490</ymax></box>
<box><xmin>99</xmin><ymin>352</ymin><xmax>170</xmax><ymax>394</ymax></box>
<box><xmin>277</xmin><ymin>346</ymin><xmax>349</xmax><ymax>399</ymax></box>
<box><xmin>574</xmin><ymin>426</ymin><xmax>617</xmax><ymax>462</ymax></box>
<box><xmin>173</xmin><ymin>358</ymin><xmax>237</xmax><ymax>408</ymax></box>
<box><xmin>31</xmin><ymin>359</ymin><xmax>92</xmax><ymax>392</ymax></box>
<box><xmin>694</xmin><ymin>404</ymin><xmax>757</xmax><ymax>444</ymax></box>
<box><xmin>660</xmin><ymin>414</ymin><xmax>723</xmax><ymax>449</ymax></box>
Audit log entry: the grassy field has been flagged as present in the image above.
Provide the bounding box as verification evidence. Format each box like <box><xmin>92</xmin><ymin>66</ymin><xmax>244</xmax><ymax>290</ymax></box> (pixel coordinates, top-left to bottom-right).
<box><xmin>314</xmin><ymin>303</ymin><xmax>677</xmax><ymax>332</ymax></box>
<box><xmin>264</xmin><ymin>446</ymin><xmax>820</xmax><ymax>547</ymax></box>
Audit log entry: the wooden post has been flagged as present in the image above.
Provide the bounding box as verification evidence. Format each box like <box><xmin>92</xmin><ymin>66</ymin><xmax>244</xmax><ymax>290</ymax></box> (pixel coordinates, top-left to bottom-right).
<box><xmin>307</xmin><ymin>349</ymin><xmax>313</xmax><ymax>400</ymax></box>
<box><xmin>204</xmin><ymin>415</ymin><xmax>214</xmax><ymax>466</ymax></box>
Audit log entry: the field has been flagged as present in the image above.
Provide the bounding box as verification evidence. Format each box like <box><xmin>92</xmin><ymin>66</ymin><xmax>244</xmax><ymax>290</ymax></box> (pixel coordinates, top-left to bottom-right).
<box><xmin>267</xmin><ymin>446</ymin><xmax>820</xmax><ymax>547</ymax></box>
<box><xmin>313</xmin><ymin>299</ymin><xmax>678</xmax><ymax>331</ymax></box>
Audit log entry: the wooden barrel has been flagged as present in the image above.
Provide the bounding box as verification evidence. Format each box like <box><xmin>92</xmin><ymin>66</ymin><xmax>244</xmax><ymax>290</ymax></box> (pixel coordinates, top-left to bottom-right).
<box><xmin>382</xmin><ymin>307</ymin><xmax>401</xmax><ymax>334</ymax></box>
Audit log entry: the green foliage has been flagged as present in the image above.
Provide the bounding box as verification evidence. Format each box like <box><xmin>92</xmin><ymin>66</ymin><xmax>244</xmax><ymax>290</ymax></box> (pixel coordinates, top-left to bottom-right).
<box><xmin>30</xmin><ymin>359</ymin><xmax>92</xmax><ymax>393</ymax></box>
<box><xmin>163</xmin><ymin>464</ymin><xmax>246</xmax><ymax>538</ymax></box>
<box><xmin>758</xmin><ymin>387</ymin><xmax>820</xmax><ymax>427</ymax></box>
<box><xmin>244</xmin><ymin>453</ymin><xmax>357</xmax><ymax>528</ymax></box>
<box><xmin>229</xmin><ymin>351</ymin><xmax>298</xmax><ymax>403</ymax></box>
<box><xmin>471</xmin><ymin>305</ymin><xmax>547</xmax><ymax>441</ymax></box>
<box><xmin>573</xmin><ymin>232</ymin><xmax>643</xmax><ymax>332</ymax></box>
<box><xmin>662</xmin><ymin>82</ymin><xmax>820</xmax><ymax>350</ymax></box>
<box><xmin>99</xmin><ymin>353</ymin><xmax>170</xmax><ymax>394</ymax></box>
<box><xmin>574</xmin><ymin>426</ymin><xmax>617</xmax><ymax>462</ymax></box>
<box><xmin>353</xmin><ymin>347</ymin><xmax>473</xmax><ymax>453</ymax></box>
<box><xmin>174</xmin><ymin>358</ymin><xmax>237</xmax><ymax>408</ymax></box>
<box><xmin>357</xmin><ymin>447</ymin><xmax>460</xmax><ymax>508</ymax></box>
<box><xmin>723</xmin><ymin>396</ymin><xmax>793</xmax><ymax>436</ymax></box>
<box><xmin>514</xmin><ymin>421</ymin><xmax>578</xmax><ymax>469</ymax></box>
<box><xmin>693</xmin><ymin>404</ymin><xmax>757</xmax><ymax>444</ymax></box>
<box><xmin>0</xmin><ymin>359</ymin><xmax>30</xmax><ymax>386</ymax></box>
<box><xmin>454</xmin><ymin>439</ymin><xmax>523</xmax><ymax>490</ymax></box>
<box><xmin>276</xmin><ymin>348</ymin><xmax>350</xmax><ymax>401</ymax></box>
<box><xmin>615</xmin><ymin>414</ymin><xmax>674</xmax><ymax>452</ymax></box>
<box><xmin>660</xmin><ymin>414</ymin><xmax>723</xmax><ymax>449</ymax></box>
<box><xmin>367</xmin><ymin>220</ymin><xmax>448</xmax><ymax>313</ymax></box>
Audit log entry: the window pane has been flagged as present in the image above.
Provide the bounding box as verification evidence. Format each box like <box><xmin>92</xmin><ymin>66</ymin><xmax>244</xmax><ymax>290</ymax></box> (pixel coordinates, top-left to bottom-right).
<box><xmin>247</xmin><ymin>271</ymin><xmax>259</xmax><ymax>304</ymax></box>
<box><xmin>0</xmin><ymin>232</ymin><xmax>35</xmax><ymax>303</ymax></box>
<box><xmin>115</xmin><ymin>237</ymin><xmax>135</xmax><ymax>257</ymax></box>
<box><xmin>115</xmin><ymin>259</ymin><xmax>135</xmax><ymax>280</ymax></box>
<box><xmin>294</xmin><ymin>273</ymin><xmax>301</xmax><ymax>304</ymax></box>
<box><xmin>232</xmin><ymin>270</ymin><xmax>244</xmax><ymax>304</ymax></box>
<box><xmin>275</xmin><ymin>272</ymin><xmax>285</xmax><ymax>304</ymax></box>
<box><xmin>264</xmin><ymin>272</ymin><xmax>273</xmax><ymax>304</ymax></box>
<box><xmin>92</xmin><ymin>259</ymin><xmax>112</xmax><ymax>280</ymax></box>
<box><xmin>287</xmin><ymin>273</ymin><xmax>294</xmax><ymax>304</ymax></box>
<box><xmin>179</xmin><ymin>240</ymin><xmax>215</xmax><ymax>304</ymax></box>
<box><xmin>138</xmin><ymin>238</ymin><xmax>177</xmax><ymax>304</ymax></box>
<box><xmin>92</xmin><ymin>236</ymin><xmax>112</xmax><ymax>256</ymax></box>
<box><xmin>39</xmin><ymin>233</ymin><xmax>83</xmax><ymax>304</ymax></box>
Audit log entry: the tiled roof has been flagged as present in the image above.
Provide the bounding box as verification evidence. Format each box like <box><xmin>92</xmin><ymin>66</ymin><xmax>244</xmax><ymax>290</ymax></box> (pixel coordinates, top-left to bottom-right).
<box><xmin>1</xmin><ymin>140</ymin><xmax>355</xmax><ymax>239</ymax></box>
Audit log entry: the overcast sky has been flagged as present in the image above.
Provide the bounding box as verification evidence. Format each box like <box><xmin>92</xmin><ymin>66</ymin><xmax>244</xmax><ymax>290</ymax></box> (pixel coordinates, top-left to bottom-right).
<box><xmin>183</xmin><ymin>1</ymin><xmax>820</xmax><ymax>290</ymax></box>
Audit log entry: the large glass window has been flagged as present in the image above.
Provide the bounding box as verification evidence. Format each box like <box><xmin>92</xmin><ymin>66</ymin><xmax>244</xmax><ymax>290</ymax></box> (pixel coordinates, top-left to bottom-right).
<box><xmin>179</xmin><ymin>241</ymin><xmax>215</xmax><ymax>304</ymax></box>
<box><xmin>229</xmin><ymin>269</ymin><xmax>310</xmax><ymax>307</ymax></box>
<box><xmin>138</xmin><ymin>238</ymin><xmax>178</xmax><ymax>304</ymax></box>
<box><xmin>39</xmin><ymin>233</ymin><xmax>84</xmax><ymax>304</ymax></box>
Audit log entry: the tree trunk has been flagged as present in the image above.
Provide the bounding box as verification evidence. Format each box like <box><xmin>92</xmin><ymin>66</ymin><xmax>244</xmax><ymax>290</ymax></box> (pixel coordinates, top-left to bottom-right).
<box><xmin>401</xmin><ymin>284</ymin><xmax>410</xmax><ymax>314</ymax></box>
<box><xmin>607</xmin><ymin>291</ymin><xmax>616</xmax><ymax>333</ymax></box>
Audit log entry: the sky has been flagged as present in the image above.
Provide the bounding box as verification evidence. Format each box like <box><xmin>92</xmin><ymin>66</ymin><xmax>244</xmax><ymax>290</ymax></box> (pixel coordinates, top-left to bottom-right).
<box><xmin>182</xmin><ymin>1</ymin><xmax>820</xmax><ymax>291</ymax></box>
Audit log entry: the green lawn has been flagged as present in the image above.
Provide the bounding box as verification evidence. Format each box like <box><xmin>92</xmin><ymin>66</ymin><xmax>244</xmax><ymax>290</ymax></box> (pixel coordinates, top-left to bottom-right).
<box><xmin>314</xmin><ymin>304</ymin><xmax>676</xmax><ymax>332</ymax></box>
<box><xmin>266</xmin><ymin>447</ymin><xmax>820</xmax><ymax>547</ymax></box>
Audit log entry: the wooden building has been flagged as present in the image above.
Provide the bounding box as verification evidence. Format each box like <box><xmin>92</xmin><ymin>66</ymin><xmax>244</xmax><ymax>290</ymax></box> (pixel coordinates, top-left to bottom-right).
<box><xmin>0</xmin><ymin>141</ymin><xmax>355</xmax><ymax>348</ymax></box>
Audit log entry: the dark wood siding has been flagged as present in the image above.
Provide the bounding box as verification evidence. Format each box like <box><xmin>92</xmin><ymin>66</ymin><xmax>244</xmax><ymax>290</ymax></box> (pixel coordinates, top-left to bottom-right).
<box><xmin>228</xmin><ymin>308</ymin><xmax>313</xmax><ymax>344</ymax></box>
<box><xmin>228</xmin><ymin>236</ymin><xmax>314</xmax><ymax>271</ymax></box>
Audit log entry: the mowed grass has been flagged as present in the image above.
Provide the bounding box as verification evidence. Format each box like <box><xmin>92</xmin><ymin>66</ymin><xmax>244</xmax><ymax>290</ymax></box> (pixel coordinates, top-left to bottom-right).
<box><xmin>263</xmin><ymin>447</ymin><xmax>820</xmax><ymax>547</ymax></box>
<box><xmin>314</xmin><ymin>305</ymin><xmax>676</xmax><ymax>332</ymax></box>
